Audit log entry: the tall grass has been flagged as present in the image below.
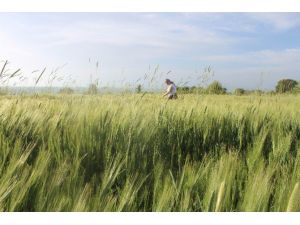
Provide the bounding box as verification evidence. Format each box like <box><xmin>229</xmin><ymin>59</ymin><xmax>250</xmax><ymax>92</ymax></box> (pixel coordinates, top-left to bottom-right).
<box><xmin>0</xmin><ymin>94</ymin><xmax>299</xmax><ymax>211</ymax></box>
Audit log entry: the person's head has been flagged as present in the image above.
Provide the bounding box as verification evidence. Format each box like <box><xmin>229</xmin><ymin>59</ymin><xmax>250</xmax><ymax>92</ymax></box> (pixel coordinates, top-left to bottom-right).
<box><xmin>165</xmin><ymin>79</ymin><xmax>172</xmax><ymax>85</ymax></box>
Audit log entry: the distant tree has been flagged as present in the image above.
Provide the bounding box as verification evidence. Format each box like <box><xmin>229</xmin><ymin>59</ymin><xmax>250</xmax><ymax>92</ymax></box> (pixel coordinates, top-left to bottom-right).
<box><xmin>254</xmin><ymin>89</ymin><xmax>264</xmax><ymax>95</ymax></box>
<box><xmin>177</xmin><ymin>86</ymin><xmax>190</xmax><ymax>93</ymax></box>
<box><xmin>234</xmin><ymin>88</ymin><xmax>245</xmax><ymax>96</ymax></box>
<box><xmin>59</xmin><ymin>87</ymin><xmax>74</xmax><ymax>94</ymax></box>
<box><xmin>275</xmin><ymin>79</ymin><xmax>298</xmax><ymax>93</ymax></box>
<box><xmin>136</xmin><ymin>84</ymin><xmax>142</xmax><ymax>93</ymax></box>
<box><xmin>190</xmin><ymin>86</ymin><xmax>197</xmax><ymax>92</ymax></box>
<box><xmin>177</xmin><ymin>86</ymin><xmax>207</xmax><ymax>94</ymax></box>
<box><xmin>87</xmin><ymin>83</ymin><xmax>98</xmax><ymax>94</ymax></box>
<box><xmin>206</xmin><ymin>81</ymin><xmax>226</xmax><ymax>94</ymax></box>
<box><xmin>290</xmin><ymin>83</ymin><xmax>300</xmax><ymax>94</ymax></box>
<box><xmin>195</xmin><ymin>86</ymin><xmax>206</xmax><ymax>94</ymax></box>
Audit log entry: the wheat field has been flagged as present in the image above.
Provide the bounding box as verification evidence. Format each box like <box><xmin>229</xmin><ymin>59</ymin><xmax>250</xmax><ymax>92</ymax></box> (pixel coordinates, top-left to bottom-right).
<box><xmin>0</xmin><ymin>93</ymin><xmax>299</xmax><ymax>211</ymax></box>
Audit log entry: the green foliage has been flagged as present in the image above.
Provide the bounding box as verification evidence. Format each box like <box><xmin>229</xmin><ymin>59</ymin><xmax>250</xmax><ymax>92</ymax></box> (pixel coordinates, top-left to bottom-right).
<box><xmin>287</xmin><ymin>182</ymin><xmax>300</xmax><ymax>212</ymax></box>
<box><xmin>177</xmin><ymin>86</ymin><xmax>191</xmax><ymax>93</ymax></box>
<box><xmin>254</xmin><ymin>89</ymin><xmax>264</xmax><ymax>96</ymax></box>
<box><xmin>275</xmin><ymin>79</ymin><xmax>298</xmax><ymax>93</ymax></box>
<box><xmin>0</xmin><ymin>94</ymin><xmax>299</xmax><ymax>211</ymax></box>
<box><xmin>234</xmin><ymin>88</ymin><xmax>245</xmax><ymax>96</ymax></box>
<box><xmin>206</xmin><ymin>81</ymin><xmax>226</xmax><ymax>94</ymax></box>
<box><xmin>291</xmin><ymin>84</ymin><xmax>300</xmax><ymax>94</ymax></box>
<box><xmin>177</xmin><ymin>86</ymin><xmax>204</xmax><ymax>94</ymax></box>
<box><xmin>59</xmin><ymin>87</ymin><xmax>74</xmax><ymax>94</ymax></box>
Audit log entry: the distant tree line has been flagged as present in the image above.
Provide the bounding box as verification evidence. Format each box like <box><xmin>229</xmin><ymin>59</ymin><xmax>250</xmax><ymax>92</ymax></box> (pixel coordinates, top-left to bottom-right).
<box><xmin>59</xmin><ymin>83</ymin><xmax>99</xmax><ymax>95</ymax></box>
<box><xmin>176</xmin><ymin>81</ymin><xmax>226</xmax><ymax>95</ymax></box>
<box><xmin>57</xmin><ymin>78</ymin><xmax>299</xmax><ymax>95</ymax></box>
<box><xmin>176</xmin><ymin>79</ymin><xmax>300</xmax><ymax>95</ymax></box>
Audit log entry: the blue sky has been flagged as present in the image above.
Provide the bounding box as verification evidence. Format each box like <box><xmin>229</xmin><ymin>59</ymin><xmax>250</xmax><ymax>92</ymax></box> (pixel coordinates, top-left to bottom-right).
<box><xmin>1</xmin><ymin>13</ymin><xmax>300</xmax><ymax>90</ymax></box>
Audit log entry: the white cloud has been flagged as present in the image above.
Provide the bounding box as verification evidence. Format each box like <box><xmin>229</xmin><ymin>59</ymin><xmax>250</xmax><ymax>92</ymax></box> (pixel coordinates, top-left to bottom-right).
<box><xmin>246</xmin><ymin>13</ymin><xmax>300</xmax><ymax>31</ymax></box>
<box><xmin>195</xmin><ymin>48</ymin><xmax>300</xmax><ymax>68</ymax></box>
<box><xmin>17</xmin><ymin>14</ymin><xmax>235</xmax><ymax>52</ymax></box>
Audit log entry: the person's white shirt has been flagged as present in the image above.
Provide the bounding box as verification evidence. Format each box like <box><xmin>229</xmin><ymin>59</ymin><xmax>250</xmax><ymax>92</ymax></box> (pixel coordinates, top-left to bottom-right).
<box><xmin>167</xmin><ymin>83</ymin><xmax>177</xmax><ymax>96</ymax></box>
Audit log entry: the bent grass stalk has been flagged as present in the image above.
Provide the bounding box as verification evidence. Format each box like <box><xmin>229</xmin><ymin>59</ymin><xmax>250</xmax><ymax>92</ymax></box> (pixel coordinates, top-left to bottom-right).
<box><xmin>0</xmin><ymin>94</ymin><xmax>298</xmax><ymax>211</ymax></box>
<box><xmin>286</xmin><ymin>182</ymin><xmax>300</xmax><ymax>212</ymax></box>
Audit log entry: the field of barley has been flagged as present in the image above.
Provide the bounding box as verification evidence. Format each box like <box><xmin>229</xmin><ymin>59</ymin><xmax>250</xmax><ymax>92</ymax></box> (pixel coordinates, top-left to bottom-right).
<box><xmin>0</xmin><ymin>93</ymin><xmax>299</xmax><ymax>212</ymax></box>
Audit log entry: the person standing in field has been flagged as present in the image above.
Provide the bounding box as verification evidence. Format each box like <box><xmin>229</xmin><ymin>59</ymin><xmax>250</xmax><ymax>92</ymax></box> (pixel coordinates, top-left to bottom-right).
<box><xmin>163</xmin><ymin>78</ymin><xmax>177</xmax><ymax>99</ymax></box>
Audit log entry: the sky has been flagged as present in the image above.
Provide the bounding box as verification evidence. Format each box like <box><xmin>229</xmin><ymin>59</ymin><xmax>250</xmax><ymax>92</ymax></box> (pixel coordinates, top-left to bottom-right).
<box><xmin>0</xmin><ymin>13</ymin><xmax>300</xmax><ymax>90</ymax></box>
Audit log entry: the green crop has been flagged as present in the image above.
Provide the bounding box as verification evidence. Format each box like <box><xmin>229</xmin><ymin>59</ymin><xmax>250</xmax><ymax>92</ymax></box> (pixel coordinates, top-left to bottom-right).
<box><xmin>0</xmin><ymin>93</ymin><xmax>299</xmax><ymax>211</ymax></box>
